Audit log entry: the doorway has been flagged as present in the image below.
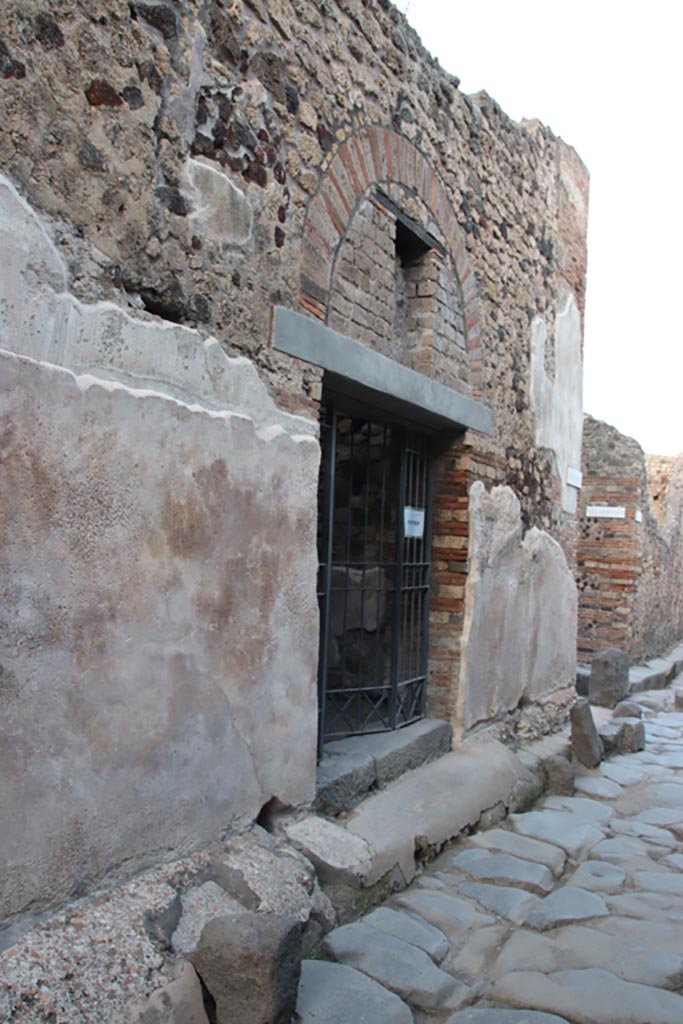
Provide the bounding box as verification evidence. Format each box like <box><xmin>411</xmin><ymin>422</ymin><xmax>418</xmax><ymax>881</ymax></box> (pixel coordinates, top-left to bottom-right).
<box><xmin>317</xmin><ymin>397</ymin><xmax>434</xmax><ymax>756</ymax></box>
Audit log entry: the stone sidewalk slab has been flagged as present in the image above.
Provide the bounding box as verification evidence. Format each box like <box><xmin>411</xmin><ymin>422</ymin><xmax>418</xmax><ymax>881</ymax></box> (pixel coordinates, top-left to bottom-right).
<box><xmin>457</xmin><ymin>882</ymin><xmax>539</xmax><ymax>924</ymax></box>
<box><xmin>492</xmin><ymin>967</ymin><xmax>683</xmax><ymax>1024</ymax></box>
<box><xmin>296</xmin><ymin>960</ymin><xmax>413</xmax><ymax>1024</ymax></box>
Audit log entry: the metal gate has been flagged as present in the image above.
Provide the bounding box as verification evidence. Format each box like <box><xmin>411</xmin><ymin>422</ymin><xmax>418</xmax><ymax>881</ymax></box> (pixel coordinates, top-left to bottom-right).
<box><xmin>317</xmin><ymin>399</ymin><xmax>434</xmax><ymax>756</ymax></box>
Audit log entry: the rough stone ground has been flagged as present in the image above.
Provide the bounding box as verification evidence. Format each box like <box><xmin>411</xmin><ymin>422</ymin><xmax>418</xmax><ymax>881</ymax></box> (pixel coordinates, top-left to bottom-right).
<box><xmin>300</xmin><ymin>685</ymin><xmax>683</xmax><ymax>1024</ymax></box>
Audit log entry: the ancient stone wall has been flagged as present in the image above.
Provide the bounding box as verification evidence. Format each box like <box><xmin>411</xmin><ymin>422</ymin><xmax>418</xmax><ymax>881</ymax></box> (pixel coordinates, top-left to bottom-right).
<box><xmin>0</xmin><ymin>0</ymin><xmax>590</xmax><ymax>915</ymax></box>
<box><xmin>577</xmin><ymin>415</ymin><xmax>683</xmax><ymax>663</ymax></box>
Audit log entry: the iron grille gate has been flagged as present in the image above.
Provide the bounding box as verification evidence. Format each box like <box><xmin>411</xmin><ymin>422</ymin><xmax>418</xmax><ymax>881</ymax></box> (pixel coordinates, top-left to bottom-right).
<box><xmin>317</xmin><ymin>399</ymin><xmax>434</xmax><ymax>757</ymax></box>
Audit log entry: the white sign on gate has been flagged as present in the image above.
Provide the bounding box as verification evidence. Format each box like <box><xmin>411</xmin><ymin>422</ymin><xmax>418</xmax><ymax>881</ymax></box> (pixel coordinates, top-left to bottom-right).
<box><xmin>404</xmin><ymin>506</ymin><xmax>425</xmax><ymax>539</ymax></box>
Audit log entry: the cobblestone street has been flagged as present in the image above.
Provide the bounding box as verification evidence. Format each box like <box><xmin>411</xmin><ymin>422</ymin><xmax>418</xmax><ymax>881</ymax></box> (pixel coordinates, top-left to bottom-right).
<box><xmin>299</xmin><ymin>696</ymin><xmax>683</xmax><ymax>1024</ymax></box>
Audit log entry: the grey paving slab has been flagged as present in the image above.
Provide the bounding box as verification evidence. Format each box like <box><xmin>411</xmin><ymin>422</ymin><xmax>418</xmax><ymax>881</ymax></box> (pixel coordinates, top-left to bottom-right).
<box><xmin>606</xmin><ymin>892</ymin><xmax>683</xmax><ymax>922</ymax></box>
<box><xmin>598</xmin><ymin>763</ymin><xmax>648</xmax><ymax>785</ymax></box>
<box><xmin>451</xmin><ymin>849</ymin><xmax>554</xmax><ymax>895</ymax></box>
<box><xmin>361</xmin><ymin>906</ymin><xmax>449</xmax><ymax>963</ymax></box>
<box><xmin>394</xmin><ymin>890</ymin><xmax>494</xmax><ymax>937</ymax></box>
<box><xmin>573</xmin><ymin>776</ymin><xmax>622</xmax><ymax>799</ymax></box>
<box><xmin>633</xmin><ymin>805</ymin><xmax>683</xmax><ymax>827</ymax></box>
<box><xmin>648</xmin><ymin>782</ymin><xmax>683</xmax><ymax>806</ymax></box>
<box><xmin>296</xmin><ymin>960</ymin><xmax>414</xmax><ymax>1024</ymax></box>
<box><xmin>466</xmin><ymin>828</ymin><xmax>566</xmax><ymax>877</ymax></box>
<box><xmin>444</xmin><ymin>924</ymin><xmax>510</xmax><ymax>984</ymax></box>
<box><xmin>508</xmin><ymin>811</ymin><xmax>604</xmax><ymax>859</ymax></box>
<box><xmin>446</xmin><ymin>1011</ymin><xmax>571</xmax><ymax>1024</ymax></box>
<box><xmin>491</xmin><ymin>967</ymin><xmax>683</xmax><ymax>1024</ymax></box>
<box><xmin>491</xmin><ymin>923</ymin><xmax>683</xmax><ymax>989</ymax></box>
<box><xmin>596</xmin><ymin>915</ymin><xmax>683</xmax><ymax>954</ymax></box>
<box><xmin>660</xmin><ymin>851</ymin><xmax>683</xmax><ymax>869</ymax></box>
<box><xmin>457</xmin><ymin>882</ymin><xmax>539</xmax><ymax>924</ymax></box>
<box><xmin>589</xmin><ymin>835</ymin><xmax>656</xmax><ymax>865</ymax></box>
<box><xmin>634</xmin><ymin>870</ymin><xmax>683</xmax><ymax>895</ymax></box>
<box><xmin>322</xmin><ymin>921</ymin><xmax>467</xmax><ymax>1011</ymax></box>
<box><xmin>539</xmin><ymin>795</ymin><xmax>613</xmax><ymax>825</ymax></box>
<box><xmin>524</xmin><ymin>886</ymin><xmax>608</xmax><ymax>930</ymax></box>
<box><xmin>611</xmin><ymin>817</ymin><xmax>675</xmax><ymax>847</ymax></box>
<box><xmin>565</xmin><ymin>860</ymin><xmax>625</xmax><ymax>893</ymax></box>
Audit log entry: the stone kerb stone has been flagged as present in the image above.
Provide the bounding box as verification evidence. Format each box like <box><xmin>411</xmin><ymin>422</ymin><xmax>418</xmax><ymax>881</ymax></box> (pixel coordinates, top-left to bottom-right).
<box><xmin>589</xmin><ymin>649</ymin><xmax>630</xmax><ymax>708</ymax></box>
<box><xmin>570</xmin><ymin>699</ymin><xmax>604</xmax><ymax>768</ymax></box>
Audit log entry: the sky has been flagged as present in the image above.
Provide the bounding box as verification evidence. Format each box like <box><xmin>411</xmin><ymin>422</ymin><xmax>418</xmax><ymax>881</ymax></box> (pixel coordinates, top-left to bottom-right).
<box><xmin>396</xmin><ymin>0</ymin><xmax>682</xmax><ymax>456</ymax></box>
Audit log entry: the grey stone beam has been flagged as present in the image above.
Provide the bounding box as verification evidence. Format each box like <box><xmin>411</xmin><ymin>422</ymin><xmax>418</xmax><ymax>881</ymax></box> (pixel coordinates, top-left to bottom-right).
<box><xmin>273</xmin><ymin>307</ymin><xmax>492</xmax><ymax>435</ymax></box>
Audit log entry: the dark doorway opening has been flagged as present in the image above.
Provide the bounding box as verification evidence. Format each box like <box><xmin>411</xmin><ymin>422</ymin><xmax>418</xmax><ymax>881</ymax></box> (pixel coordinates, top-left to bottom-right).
<box><xmin>317</xmin><ymin>396</ymin><xmax>434</xmax><ymax>757</ymax></box>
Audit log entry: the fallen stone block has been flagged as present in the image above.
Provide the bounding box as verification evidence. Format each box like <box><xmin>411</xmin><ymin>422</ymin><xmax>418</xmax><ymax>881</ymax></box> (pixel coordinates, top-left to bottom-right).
<box><xmin>589</xmin><ymin>648</ymin><xmax>629</xmax><ymax>708</ymax></box>
<box><xmin>542</xmin><ymin>754</ymin><xmax>575</xmax><ymax>795</ymax></box>
<box><xmin>131</xmin><ymin>963</ymin><xmax>209</xmax><ymax>1024</ymax></box>
<box><xmin>282</xmin><ymin>815</ymin><xmax>373</xmax><ymax>888</ymax></box>
<box><xmin>620</xmin><ymin>716</ymin><xmax>645</xmax><ymax>753</ymax></box>
<box><xmin>190</xmin><ymin>912</ymin><xmax>302</xmax><ymax>1024</ymax></box>
<box><xmin>570</xmin><ymin>699</ymin><xmax>604</xmax><ymax>768</ymax></box>
<box><xmin>598</xmin><ymin>719</ymin><xmax>625</xmax><ymax>757</ymax></box>
<box><xmin>613</xmin><ymin>700</ymin><xmax>642</xmax><ymax>719</ymax></box>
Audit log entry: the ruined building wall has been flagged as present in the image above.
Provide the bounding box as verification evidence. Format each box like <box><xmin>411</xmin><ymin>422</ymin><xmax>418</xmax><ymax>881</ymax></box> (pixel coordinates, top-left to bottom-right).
<box><xmin>578</xmin><ymin>416</ymin><xmax>683</xmax><ymax>663</ymax></box>
<box><xmin>1</xmin><ymin>0</ymin><xmax>588</xmax><ymax>919</ymax></box>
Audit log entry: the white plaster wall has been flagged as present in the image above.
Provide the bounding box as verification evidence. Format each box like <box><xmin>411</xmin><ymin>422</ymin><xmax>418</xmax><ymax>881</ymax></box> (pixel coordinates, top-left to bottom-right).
<box><xmin>530</xmin><ymin>288</ymin><xmax>583</xmax><ymax>514</ymax></box>
<box><xmin>0</xmin><ymin>173</ymin><xmax>320</xmax><ymax>923</ymax></box>
<box><xmin>458</xmin><ymin>483</ymin><xmax>578</xmax><ymax>734</ymax></box>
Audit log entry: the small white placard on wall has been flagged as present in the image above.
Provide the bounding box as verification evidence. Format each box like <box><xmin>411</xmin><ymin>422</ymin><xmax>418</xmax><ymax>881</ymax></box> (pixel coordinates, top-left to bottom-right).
<box><xmin>635</xmin><ymin>508</ymin><xmax>643</xmax><ymax>523</ymax></box>
<box><xmin>586</xmin><ymin>505</ymin><xmax>626</xmax><ymax>519</ymax></box>
<box><xmin>404</xmin><ymin>506</ymin><xmax>425</xmax><ymax>539</ymax></box>
<box><xmin>567</xmin><ymin>467</ymin><xmax>583</xmax><ymax>489</ymax></box>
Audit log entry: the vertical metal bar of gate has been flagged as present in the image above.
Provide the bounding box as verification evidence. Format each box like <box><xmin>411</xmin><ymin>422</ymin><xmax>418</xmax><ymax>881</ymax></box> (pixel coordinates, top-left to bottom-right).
<box><xmin>317</xmin><ymin>402</ymin><xmax>337</xmax><ymax>761</ymax></box>
<box><xmin>388</xmin><ymin>431</ymin><xmax>407</xmax><ymax>731</ymax></box>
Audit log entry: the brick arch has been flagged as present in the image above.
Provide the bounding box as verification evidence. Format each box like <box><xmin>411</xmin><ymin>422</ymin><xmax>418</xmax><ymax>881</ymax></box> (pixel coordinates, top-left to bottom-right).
<box><xmin>300</xmin><ymin>125</ymin><xmax>483</xmax><ymax>394</ymax></box>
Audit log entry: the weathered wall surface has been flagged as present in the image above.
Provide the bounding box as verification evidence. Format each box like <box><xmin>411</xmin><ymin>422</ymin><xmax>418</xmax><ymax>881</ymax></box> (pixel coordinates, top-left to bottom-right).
<box><xmin>577</xmin><ymin>415</ymin><xmax>683</xmax><ymax>663</ymax></box>
<box><xmin>0</xmin><ymin>175</ymin><xmax>320</xmax><ymax>924</ymax></box>
<box><xmin>458</xmin><ymin>483</ymin><xmax>577</xmax><ymax>739</ymax></box>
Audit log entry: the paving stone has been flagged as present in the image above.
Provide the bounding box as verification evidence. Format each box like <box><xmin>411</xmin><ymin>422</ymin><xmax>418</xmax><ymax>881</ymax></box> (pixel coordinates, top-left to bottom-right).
<box><xmin>296</xmin><ymin>960</ymin><xmax>413</xmax><ymax>1024</ymax></box>
<box><xmin>634</xmin><ymin>806</ymin><xmax>683</xmax><ymax>827</ymax></box>
<box><xmin>570</xmin><ymin>698</ymin><xmax>604</xmax><ymax>767</ymax></box>
<box><xmin>524</xmin><ymin>886</ymin><xmax>608</xmax><ymax>930</ymax></box>
<box><xmin>597</xmin><ymin>915</ymin><xmax>683</xmax><ymax>954</ymax></box>
<box><xmin>491</xmin><ymin>923</ymin><xmax>683</xmax><ymax>989</ymax></box>
<box><xmin>566</xmin><ymin>860</ymin><xmax>625</xmax><ymax>893</ymax></box>
<box><xmin>361</xmin><ymin>907</ymin><xmax>449</xmax><ymax>963</ymax></box>
<box><xmin>540</xmin><ymin>795</ymin><xmax>613</xmax><ymax>825</ymax></box>
<box><xmin>444</xmin><ymin>924</ymin><xmax>510</xmax><ymax>984</ymax></box>
<box><xmin>492</xmin><ymin>967</ymin><xmax>683</xmax><ymax>1024</ymax></box>
<box><xmin>451</xmin><ymin>849</ymin><xmax>554</xmax><ymax>895</ymax></box>
<box><xmin>611</xmin><ymin>818</ymin><xmax>675</xmax><ymax>847</ymax></box>
<box><xmin>509</xmin><ymin>811</ymin><xmax>604</xmax><ymax>859</ymax></box>
<box><xmin>467</xmin><ymin>828</ymin><xmax>566</xmax><ymax>877</ymax></box>
<box><xmin>649</xmin><ymin>782</ymin><xmax>683</xmax><ymax>806</ymax></box>
<box><xmin>394</xmin><ymin>889</ymin><xmax>494</xmax><ymax>936</ymax></box>
<box><xmin>634</xmin><ymin>871</ymin><xmax>683</xmax><ymax>895</ymax></box>
<box><xmin>606</xmin><ymin>892</ymin><xmax>683</xmax><ymax>922</ymax></box>
<box><xmin>457</xmin><ymin>882</ymin><xmax>539</xmax><ymax>924</ymax></box>
<box><xmin>598</xmin><ymin>762</ymin><xmax>647</xmax><ymax>786</ymax></box>
<box><xmin>589</xmin><ymin>835</ymin><xmax>655</xmax><ymax>864</ymax></box>
<box><xmin>660</xmin><ymin>852</ymin><xmax>683</xmax><ymax>869</ymax></box>
<box><xmin>573</xmin><ymin>776</ymin><xmax>621</xmax><ymax>799</ymax></box>
<box><xmin>446</xmin><ymin>1011</ymin><xmax>571</xmax><ymax>1024</ymax></box>
<box><xmin>322</xmin><ymin>921</ymin><xmax>467</xmax><ymax>1012</ymax></box>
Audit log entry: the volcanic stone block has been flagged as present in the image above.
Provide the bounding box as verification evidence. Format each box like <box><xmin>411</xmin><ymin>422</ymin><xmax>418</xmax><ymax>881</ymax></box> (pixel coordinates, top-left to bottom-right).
<box><xmin>542</xmin><ymin>754</ymin><xmax>575</xmax><ymax>795</ymax></box>
<box><xmin>589</xmin><ymin>649</ymin><xmax>630</xmax><ymax>708</ymax></box>
<box><xmin>570</xmin><ymin>699</ymin><xmax>604</xmax><ymax>768</ymax></box>
<box><xmin>190</xmin><ymin>912</ymin><xmax>302</xmax><ymax>1024</ymax></box>
<box><xmin>598</xmin><ymin>720</ymin><xmax>625</xmax><ymax>757</ymax></box>
<box><xmin>621</xmin><ymin>717</ymin><xmax>645</xmax><ymax>753</ymax></box>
